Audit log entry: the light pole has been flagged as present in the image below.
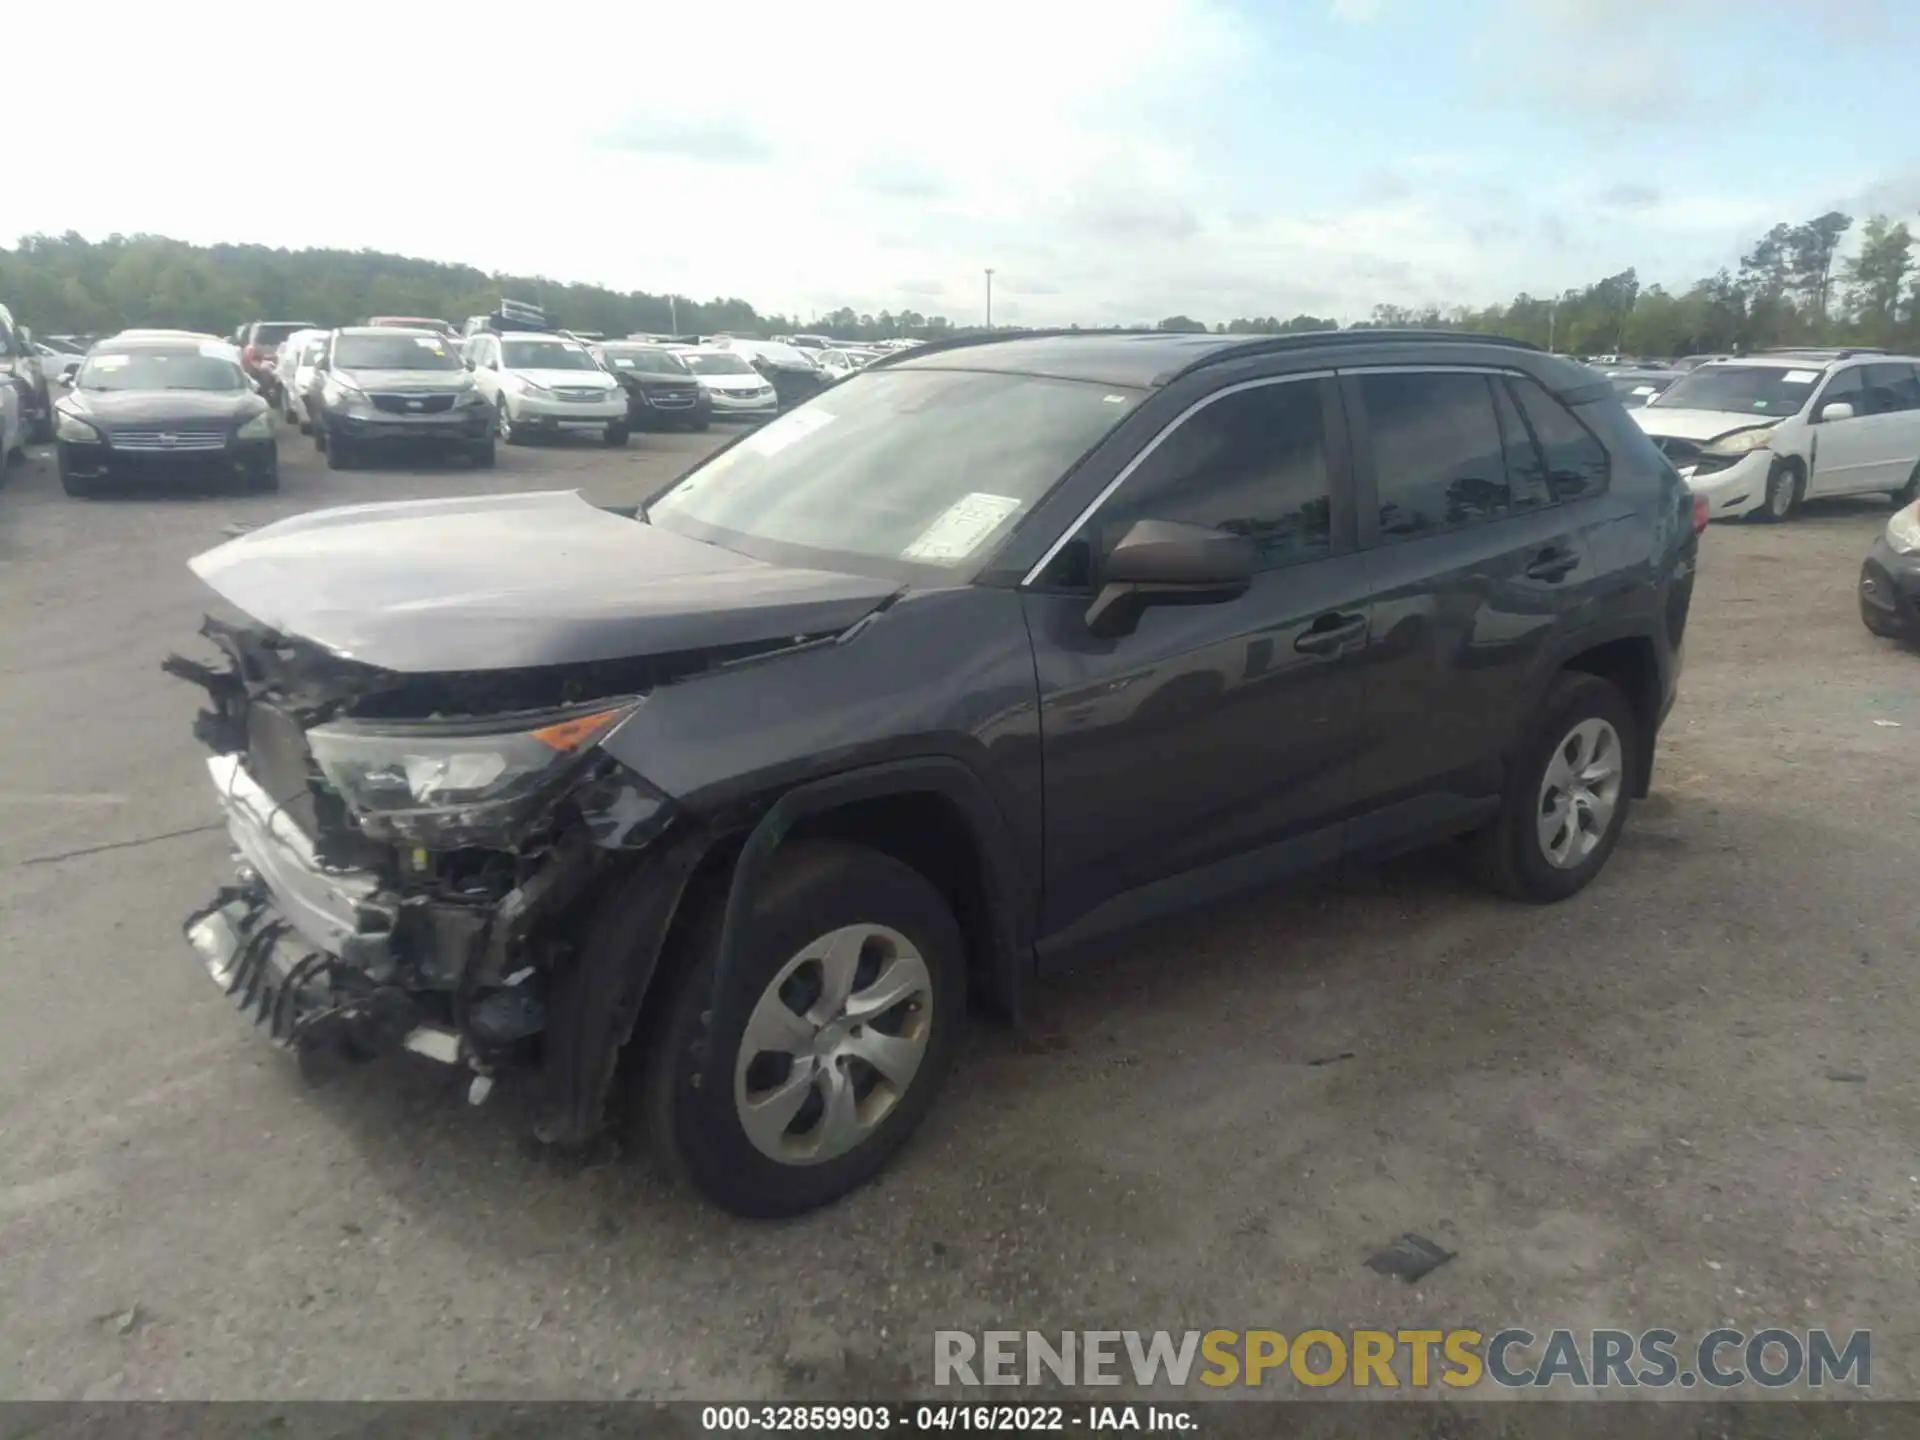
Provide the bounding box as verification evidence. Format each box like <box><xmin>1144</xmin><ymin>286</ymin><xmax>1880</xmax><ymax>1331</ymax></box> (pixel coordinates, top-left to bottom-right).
<box><xmin>984</xmin><ymin>268</ymin><xmax>994</xmax><ymax>330</ymax></box>
<box><xmin>668</xmin><ymin>295</ymin><xmax>678</xmax><ymax>335</ymax></box>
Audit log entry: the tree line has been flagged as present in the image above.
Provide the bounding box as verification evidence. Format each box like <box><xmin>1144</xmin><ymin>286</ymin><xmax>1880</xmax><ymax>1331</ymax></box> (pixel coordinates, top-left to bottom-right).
<box><xmin>3</xmin><ymin>213</ymin><xmax>1916</xmax><ymax>357</ymax></box>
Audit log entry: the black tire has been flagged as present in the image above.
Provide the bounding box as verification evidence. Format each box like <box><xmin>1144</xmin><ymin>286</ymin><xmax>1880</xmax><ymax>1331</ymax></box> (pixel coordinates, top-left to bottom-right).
<box><xmin>640</xmin><ymin>840</ymin><xmax>966</xmax><ymax>1217</ymax></box>
<box><xmin>248</xmin><ymin>455</ymin><xmax>280</xmax><ymax>492</ymax></box>
<box><xmin>604</xmin><ymin>422</ymin><xmax>629</xmax><ymax>447</ymax></box>
<box><xmin>1469</xmin><ymin>672</ymin><xmax>1638</xmax><ymax>903</ymax></box>
<box><xmin>312</xmin><ymin>421</ymin><xmax>326</xmax><ymax>451</ymax></box>
<box><xmin>29</xmin><ymin>410</ymin><xmax>53</xmax><ymax>444</ymax></box>
<box><xmin>60</xmin><ymin>465</ymin><xmax>93</xmax><ymax>498</ymax></box>
<box><xmin>693</xmin><ymin>417</ymin><xmax>711</xmax><ymax>432</ymax></box>
<box><xmin>1753</xmin><ymin>460</ymin><xmax>1802</xmax><ymax>523</ymax></box>
<box><xmin>325</xmin><ymin>432</ymin><xmax>355</xmax><ymax>471</ymax></box>
<box><xmin>498</xmin><ymin>402</ymin><xmax>527</xmax><ymax>445</ymax></box>
<box><xmin>469</xmin><ymin>437</ymin><xmax>496</xmax><ymax>469</ymax></box>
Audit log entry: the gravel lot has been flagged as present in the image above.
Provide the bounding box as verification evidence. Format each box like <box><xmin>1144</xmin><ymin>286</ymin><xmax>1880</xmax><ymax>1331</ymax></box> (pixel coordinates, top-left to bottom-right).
<box><xmin>2</xmin><ymin>422</ymin><xmax>1917</xmax><ymax>1405</ymax></box>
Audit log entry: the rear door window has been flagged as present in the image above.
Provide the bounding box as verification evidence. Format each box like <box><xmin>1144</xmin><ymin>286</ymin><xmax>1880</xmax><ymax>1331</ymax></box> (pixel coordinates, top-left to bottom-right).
<box><xmin>1860</xmin><ymin>363</ymin><xmax>1920</xmax><ymax>415</ymax></box>
<box><xmin>1508</xmin><ymin>375</ymin><xmax>1610</xmax><ymax>502</ymax></box>
<box><xmin>1357</xmin><ymin>371</ymin><xmax>1509</xmax><ymax>541</ymax></box>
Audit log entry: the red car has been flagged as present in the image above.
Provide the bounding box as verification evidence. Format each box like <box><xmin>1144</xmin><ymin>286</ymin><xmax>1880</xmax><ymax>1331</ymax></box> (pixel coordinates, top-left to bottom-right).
<box><xmin>235</xmin><ymin>320</ymin><xmax>321</xmax><ymax>397</ymax></box>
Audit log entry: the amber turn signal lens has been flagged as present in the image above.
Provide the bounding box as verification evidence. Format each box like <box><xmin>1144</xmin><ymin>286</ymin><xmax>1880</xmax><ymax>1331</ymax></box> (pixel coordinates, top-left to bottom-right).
<box><xmin>528</xmin><ymin>707</ymin><xmax>629</xmax><ymax>752</ymax></box>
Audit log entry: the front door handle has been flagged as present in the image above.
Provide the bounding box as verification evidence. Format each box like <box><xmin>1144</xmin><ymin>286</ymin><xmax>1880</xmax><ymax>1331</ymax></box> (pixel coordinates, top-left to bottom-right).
<box><xmin>1294</xmin><ymin>611</ymin><xmax>1367</xmax><ymax>655</ymax></box>
<box><xmin>1525</xmin><ymin>545</ymin><xmax>1580</xmax><ymax>582</ymax></box>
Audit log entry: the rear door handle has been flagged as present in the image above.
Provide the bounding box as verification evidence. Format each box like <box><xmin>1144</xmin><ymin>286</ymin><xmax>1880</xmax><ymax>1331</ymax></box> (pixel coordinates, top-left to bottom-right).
<box><xmin>1294</xmin><ymin>611</ymin><xmax>1367</xmax><ymax>655</ymax></box>
<box><xmin>1525</xmin><ymin>545</ymin><xmax>1580</xmax><ymax>582</ymax></box>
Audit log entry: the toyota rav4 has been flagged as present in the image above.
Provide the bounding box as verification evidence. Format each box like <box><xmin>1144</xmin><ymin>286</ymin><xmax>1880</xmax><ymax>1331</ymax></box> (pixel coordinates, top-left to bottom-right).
<box><xmin>172</xmin><ymin>330</ymin><xmax>1697</xmax><ymax>1217</ymax></box>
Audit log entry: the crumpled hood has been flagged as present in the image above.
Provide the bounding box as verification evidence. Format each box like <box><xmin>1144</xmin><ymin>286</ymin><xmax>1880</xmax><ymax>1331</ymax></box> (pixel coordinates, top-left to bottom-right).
<box><xmin>188</xmin><ymin>490</ymin><xmax>898</xmax><ymax>673</ymax></box>
<box><xmin>1633</xmin><ymin>408</ymin><xmax>1780</xmax><ymax>443</ymax></box>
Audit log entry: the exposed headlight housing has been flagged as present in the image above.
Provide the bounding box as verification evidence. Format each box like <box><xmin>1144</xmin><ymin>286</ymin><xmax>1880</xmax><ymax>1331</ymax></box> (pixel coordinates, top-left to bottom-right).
<box><xmin>1888</xmin><ymin>502</ymin><xmax>1920</xmax><ymax>556</ymax></box>
<box><xmin>1701</xmin><ymin>425</ymin><xmax>1777</xmax><ymax>458</ymax></box>
<box><xmin>513</xmin><ymin>377</ymin><xmax>555</xmax><ymax>398</ymax></box>
<box><xmin>236</xmin><ymin>411</ymin><xmax>275</xmax><ymax>440</ymax></box>
<box><xmin>307</xmin><ymin>701</ymin><xmax>643</xmax><ymax>848</ymax></box>
<box><xmin>55</xmin><ymin>409</ymin><xmax>102</xmax><ymax>443</ymax></box>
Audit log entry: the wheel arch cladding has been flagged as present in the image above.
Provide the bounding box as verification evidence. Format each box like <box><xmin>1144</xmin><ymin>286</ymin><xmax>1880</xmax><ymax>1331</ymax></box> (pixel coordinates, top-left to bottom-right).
<box><xmin>1558</xmin><ymin>636</ymin><xmax>1661</xmax><ymax>796</ymax></box>
<box><xmin>712</xmin><ymin>759</ymin><xmax>1028</xmax><ymax>1031</ymax></box>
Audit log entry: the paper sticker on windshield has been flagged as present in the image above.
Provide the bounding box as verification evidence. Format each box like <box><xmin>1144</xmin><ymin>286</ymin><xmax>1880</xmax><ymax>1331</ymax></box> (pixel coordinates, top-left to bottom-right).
<box><xmin>199</xmin><ymin>341</ymin><xmax>237</xmax><ymax>360</ymax></box>
<box><xmin>746</xmin><ymin>408</ymin><xmax>836</xmax><ymax>457</ymax></box>
<box><xmin>91</xmin><ymin>354</ymin><xmax>128</xmax><ymax>369</ymax></box>
<box><xmin>1103</xmin><ymin>393</ymin><xmax>1129</xmax><ymax>404</ymax></box>
<box><xmin>1783</xmin><ymin>370</ymin><xmax>1818</xmax><ymax>384</ymax></box>
<box><xmin>414</xmin><ymin>336</ymin><xmax>444</xmax><ymax>352</ymax></box>
<box><xmin>1632</xmin><ymin>385</ymin><xmax>1656</xmax><ymax>395</ymax></box>
<box><xmin>612</xmin><ymin>357</ymin><xmax>634</xmax><ymax>368</ymax></box>
<box><xmin>902</xmin><ymin>492</ymin><xmax>1025</xmax><ymax>563</ymax></box>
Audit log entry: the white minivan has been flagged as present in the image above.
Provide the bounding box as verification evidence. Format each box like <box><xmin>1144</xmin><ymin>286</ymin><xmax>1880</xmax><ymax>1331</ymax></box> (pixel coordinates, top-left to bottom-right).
<box><xmin>1634</xmin><ymin>350</ymin><xmax>1920</xmax><ymax>522</ymax></box>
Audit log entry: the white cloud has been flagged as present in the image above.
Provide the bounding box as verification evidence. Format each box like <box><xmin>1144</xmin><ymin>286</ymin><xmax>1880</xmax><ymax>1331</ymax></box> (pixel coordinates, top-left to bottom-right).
<box><xmin>1330</xmin><ymin>0</ymin><xmax>1384</xmax><ymax>20</ymax></box>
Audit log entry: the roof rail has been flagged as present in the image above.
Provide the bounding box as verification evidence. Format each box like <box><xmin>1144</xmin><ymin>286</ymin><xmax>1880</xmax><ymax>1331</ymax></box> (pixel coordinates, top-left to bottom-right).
<box><xmin>1757</xmin><ymin>346</ymin><xmax>1885</xmax><ymax>359</ymax></box>
<box><xmin>868</xmin><ymin>325</ymin><xmax>1545</xmax><ymax>379</ymax></box>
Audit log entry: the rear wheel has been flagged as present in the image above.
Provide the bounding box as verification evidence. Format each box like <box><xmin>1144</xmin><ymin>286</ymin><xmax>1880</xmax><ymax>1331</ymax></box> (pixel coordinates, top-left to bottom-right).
<box><xmin>1470</xmin><ymin>672</ymin><xmax>1638</xmax><ymax>903</ymax></box>
<box><xmin>1755</xmin><ymin>460</ymin><xmax>1802</xmax><ymax>522</ymax></box>
<box><xmin>639</xmin><ymin>841</ymin><xmax>965</xmax><ymax>1217</ymax></box>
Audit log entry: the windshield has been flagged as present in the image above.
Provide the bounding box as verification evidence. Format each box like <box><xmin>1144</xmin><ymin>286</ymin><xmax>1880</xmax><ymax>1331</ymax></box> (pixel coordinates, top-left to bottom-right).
<box><xmin>649</xmin><ymin>369</ymin><xmax>1142</xmax><ymax>572</ymax></box>
<box><xmin>600</xmin><ymin>347</ymin><xmax>690</xmax><ymax>375</ymax></box>
<box><xmin>333</xmin><ymin>333</ymin><xmax>461</xmax><ymax>370</ymax></box>
<box><xmin>1653</xmin><ymin>364</ymin><xmax>1820</xmax><ymax>417</ymax></box>
<box><xmin>79</xmin><ymin>350</ymin><xmax>247</xmax><ymax>392</ymax></box>
<box><xmin>681</xmin><ymin>352</ymin><xmax>756</xmax><ymax>376</ymax></box>
<box><xmin>502</xmin><ymin>339</ymin><xmax>598</xmax><ymax>371</ymax></box>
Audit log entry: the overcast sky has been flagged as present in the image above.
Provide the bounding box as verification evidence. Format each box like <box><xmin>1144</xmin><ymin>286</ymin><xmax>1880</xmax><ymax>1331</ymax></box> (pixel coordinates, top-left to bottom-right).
<box><xmin>14</xmin><ymin>0</ymin><xmax>1919</xmax><ymax>326</ymax></box>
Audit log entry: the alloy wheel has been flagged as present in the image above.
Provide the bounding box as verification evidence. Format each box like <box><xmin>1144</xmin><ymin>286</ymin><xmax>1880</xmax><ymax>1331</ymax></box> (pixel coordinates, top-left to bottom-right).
<box><xmin>732</xmin><ymin>923</ymin><xmax>934</xmax><ymax>1166</ymax></box>
<box><xmin>1535</xmin><ymin>718</ymin><xmax>1623</xmax><ymax>869</ymax></box>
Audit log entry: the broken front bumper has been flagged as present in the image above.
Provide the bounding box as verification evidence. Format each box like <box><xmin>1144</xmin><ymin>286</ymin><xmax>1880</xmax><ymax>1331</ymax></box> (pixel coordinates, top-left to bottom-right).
<box><xmin>183</xmin><ymin>754</ymin><xmax>465</xmax><ymax>1069</ymax></box>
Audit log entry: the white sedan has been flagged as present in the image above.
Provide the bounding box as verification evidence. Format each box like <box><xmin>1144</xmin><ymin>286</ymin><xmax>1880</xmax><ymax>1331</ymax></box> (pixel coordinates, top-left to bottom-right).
<box><xmin>672</xmin><ymin>346</ymin><xmax>780</xmax><ymax>421</ymax></box>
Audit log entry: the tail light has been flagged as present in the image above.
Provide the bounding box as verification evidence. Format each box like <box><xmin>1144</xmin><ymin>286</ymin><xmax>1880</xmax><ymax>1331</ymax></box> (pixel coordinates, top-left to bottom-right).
<box><xmin>1691</xmin><ymin>494</ymin><xmax>1709</xmax><ymax>535</ymax></box>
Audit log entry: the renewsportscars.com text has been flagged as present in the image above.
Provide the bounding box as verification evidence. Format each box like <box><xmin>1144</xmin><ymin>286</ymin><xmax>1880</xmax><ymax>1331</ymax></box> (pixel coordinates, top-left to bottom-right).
<box><xmin>933</xmin><ymin>1327</ymin><xmax>1870</xmax><ymax>1391</ymax></box>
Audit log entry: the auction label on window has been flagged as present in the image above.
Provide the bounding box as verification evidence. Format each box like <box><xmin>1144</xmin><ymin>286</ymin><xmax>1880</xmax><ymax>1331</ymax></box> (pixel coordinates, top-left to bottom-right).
<box><xmin>902</xmin><ymin>492</ymin><xmax>1024</xmax><ymax>562</ymax></box>
<box><xmin>1782</xmin><ymin>370</ymin><xmax>1819</xmax><ymax>384</ymax></box>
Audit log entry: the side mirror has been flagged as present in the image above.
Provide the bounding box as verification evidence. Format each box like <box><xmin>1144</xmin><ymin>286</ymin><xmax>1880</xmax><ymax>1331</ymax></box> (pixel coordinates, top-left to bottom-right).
<box><xmin>1084</xmin><ymin>518</ymin><xmax>1256</xmax><ymax>638</ymax></box>
<box><xmin>1817</xmin><ymin>399</ymin><xmax>1856</xmax><ymax>423</ymax></box>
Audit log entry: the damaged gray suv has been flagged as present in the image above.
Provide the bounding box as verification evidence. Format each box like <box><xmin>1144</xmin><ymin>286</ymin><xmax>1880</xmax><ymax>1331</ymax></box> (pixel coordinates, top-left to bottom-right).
<box><xmin>173</xmin><ymin>330</ymin><xmax>1695</xmax><ymax>1216</ymax></box>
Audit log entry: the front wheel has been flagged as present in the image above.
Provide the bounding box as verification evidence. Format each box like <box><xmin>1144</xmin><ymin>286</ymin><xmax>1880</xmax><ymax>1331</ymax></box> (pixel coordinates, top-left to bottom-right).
<box><xmin>1893</xmin><ymin>460</ymin><xmax>1920</xmax><ymax>510</ymax></box>
<box><xmin>469</xmin><ymin>437</ymin><xmax>496</xmax><ymax>469</ymax></box>
<box><xmin>59</xmin><ymin>463</ymin><xmax>93</xmax><ymax>498</ymax></box>
<box><xmin>247</xmin><ymin>454</ymin><xmax>280</xmax><ymax>492</ymax></box>
<box><xmin>325</xmin><ymin>432</ymin><xmax>355</xmax><ymax>471</ymax></box>
<box><xmin>498</xmin><ymin>401</ymin><xmax>528</xmax><ymax>445</ymax></box>
<box><xmin>29</xmin><ymin>410</ymin><xmax>53</xmax><ymax>444</ymax></box>
<box><xmin>1754</xmin><ymin>461</ymin><xmax>1802</xmax><ymax>522</ymax></box>
<box><xmin>604</xmin><ymin>422</ymin><xmax>629</xmax><ymax>447</ymax></box>
<box><xmin>1469</xmin><ymin>673</ymin><xmax>1638</xmax><ymax>903</ymax></box>
<box><xmin>639</xmin><ymin>841</ymin><xmax>965</xmax><ymax>1217</ymax></box>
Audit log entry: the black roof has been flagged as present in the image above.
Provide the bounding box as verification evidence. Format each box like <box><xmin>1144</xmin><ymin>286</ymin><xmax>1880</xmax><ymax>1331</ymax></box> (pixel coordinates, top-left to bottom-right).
<box><xmin>880</xmin><ymin>328</ymin><xmax>1545</xmax><ymax>389</ymax></box>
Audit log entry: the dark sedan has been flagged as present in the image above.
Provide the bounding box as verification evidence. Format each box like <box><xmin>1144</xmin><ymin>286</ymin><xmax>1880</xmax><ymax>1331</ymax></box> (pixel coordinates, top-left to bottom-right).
<box><xmin>1860</xmin><ymin>500</ymin><xmax>1920</xmax><ymax>642</ymax></box>
<box><xmin>590</xmin><ymin>342</ymin><xmax>712</xmax><ymax>431</ymax></box>
<box><xmin>55</xmin><ymin>337</ymin><xmax>277</xmax><ymax>498</ymax></box>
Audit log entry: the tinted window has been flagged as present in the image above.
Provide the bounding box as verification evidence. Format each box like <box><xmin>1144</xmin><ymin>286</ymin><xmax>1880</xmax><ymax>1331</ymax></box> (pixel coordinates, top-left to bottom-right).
<box><xmin>1860</xmin><ymin>363</ymin><xmax>1920</xmax><ymax>415</ymax></box>
<box><xmin>1491</xmin><ymin>379</ymin><xmax>1554</xmax><ymax>512</ymax></box>
<box><xmin>1817</xmin><ymin>367</ymin><xmax>1863</xmax><ymax>417</ymax></box>
<box><xmin>1510</xmin><ymin>375</ymin><xmax>1609</xmax><ymax>502</ymax></box>
<box><xmin>1092</xmin><ymin>379</ymin><xmax>1333</xmax><ymax>573</ymax></box>
<box><xmin>1361</xmin><ymin>371</ymin><xmax>1508</xmax><ymax>541</ymax></box>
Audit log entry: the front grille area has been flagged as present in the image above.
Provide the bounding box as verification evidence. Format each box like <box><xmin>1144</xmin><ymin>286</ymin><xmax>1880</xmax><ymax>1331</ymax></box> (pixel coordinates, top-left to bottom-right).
<box><xmin>370</xmin><ymin>392</ymin><xmax>456</xmax><ymax>414</ymax></box>
<box><xmin>557</xmin><ymin>388</ymin><xmax>612</xmax><ymax>402</ymax></box>
<box><xmin>109</xmin><ymin>425</ymin><xmax>229</xmax><ymax>451</ymax></box>
<box><xmin>646</xmin><ymin>388</ymin><xmax>698</xmax><ymax>408</ymax></box>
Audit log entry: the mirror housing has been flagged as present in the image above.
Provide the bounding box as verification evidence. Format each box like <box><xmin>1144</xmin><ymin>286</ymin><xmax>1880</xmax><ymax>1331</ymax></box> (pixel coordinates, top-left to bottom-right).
<box><xmin>1816</xmin><ymin>399</ymin><xmax>1855</xmax><ymax>423</ymax></box>
<box><xmin>1084</xmin><ymin>518</ymin><xmax>1256</xmax><ymax>638</ymax></box>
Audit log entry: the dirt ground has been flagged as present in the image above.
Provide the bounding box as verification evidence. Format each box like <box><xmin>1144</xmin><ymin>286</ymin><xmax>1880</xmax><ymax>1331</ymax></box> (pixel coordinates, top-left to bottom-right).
<box><xmin>2</xmin><ymin>422</ymin><xmax>1916</xmax><ymax>1411</ymax></box>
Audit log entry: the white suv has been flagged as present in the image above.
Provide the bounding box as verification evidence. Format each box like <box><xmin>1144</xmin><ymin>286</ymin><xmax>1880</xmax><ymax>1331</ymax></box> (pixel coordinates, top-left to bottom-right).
<box><xmin>464</xmin><ymin>331</ymin><xmax>629</xmax><ymax>446</ymax></box>
<box><xmin>1634</xmin><ymin>350</ymin><xmax>1920</xmax><ymax>522</ymax></box>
